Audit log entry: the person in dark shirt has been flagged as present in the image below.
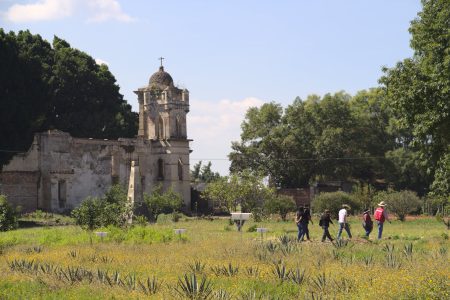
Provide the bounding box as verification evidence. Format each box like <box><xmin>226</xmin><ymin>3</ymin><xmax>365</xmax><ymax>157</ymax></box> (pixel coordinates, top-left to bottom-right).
<box><xmin>300</xmin><ymin>206</ymin><xmax>313</xmax><ymax>241</ymax></box>
<box><xmin>319</xmin><ymin>209</ymin><xmax>334</xmax><ymax>242</ymax></box>
<box><xmin>295</xmin><ymin>206</ymin><xmax>304</xmax><ymax>242</ymax></box>
<box><xmin>362</xmin><ymin>209</ymin><xmax>373</xmax><ymax>238</ymax></box>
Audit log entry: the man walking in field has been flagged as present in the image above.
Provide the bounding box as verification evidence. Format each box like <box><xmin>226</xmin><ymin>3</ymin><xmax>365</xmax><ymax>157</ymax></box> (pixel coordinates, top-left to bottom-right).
<box><xmin>374</xmin><ymin>201</ymin><xmax>390</xmax><ymax>239</ymax></box>
<box><xmin>337</xmin><ymin>204</ymin><xmax>352</xmax><ymax>240</ymax></box>
<box><xmin>319</xmin><ymin>209</ymin><xmax>334</xmax><ymax>242</ymax></box>
<box><xmin>362</xmin><ymin>209</ymin><xmax>373</xmax><ymax>238</ymax></box>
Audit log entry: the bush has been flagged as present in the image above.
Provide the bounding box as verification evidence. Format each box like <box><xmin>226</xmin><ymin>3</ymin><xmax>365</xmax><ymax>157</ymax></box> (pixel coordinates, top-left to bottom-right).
<box><xmin>144</xmin><ymin>184</ymin><xmax>183</xmax><ymax>222</ymax></box>
<box><xmin>264</xmin><ymin>195</ymin><xmax>296</xmax><ymax>221</ymax></box>
<box><xmin>133</xmin><ymin>215</ymin><xmax>148</xmax><ymax>227</ymax></box>
<box><xmin>311</xmin><ymin>191</ymin><xmax>360</xmax><ymax>218</ymax></box>
<box><xmin>71</xmin><ymin>197</ymin><xmax>103</xmax><ymax>230</ymax></box>
<box><xmin>156</xmin><ymin>213</ymin><xmax>172</xmax><ymax>224</ymax></box>
<box><xmin>0</xmin><ymin>195</ymin><xmax>18</xmax><ymax>231</ymax></box>
<box><xmin>374</xmin><ymin>190</ymin><xmax>421</xmax><ymax>221</ymax></box>
<box><xmin>71</xmin><ymin>185</ymin><xmax>131</xmax><ymax>230</ymax></box>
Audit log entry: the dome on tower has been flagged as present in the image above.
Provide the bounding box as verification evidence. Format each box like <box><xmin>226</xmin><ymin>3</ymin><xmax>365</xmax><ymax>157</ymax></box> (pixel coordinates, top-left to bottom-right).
<box><xmin>149</xmin><ymin>66</ymin><xmax>173</xmax><ymax>87</ymax></box>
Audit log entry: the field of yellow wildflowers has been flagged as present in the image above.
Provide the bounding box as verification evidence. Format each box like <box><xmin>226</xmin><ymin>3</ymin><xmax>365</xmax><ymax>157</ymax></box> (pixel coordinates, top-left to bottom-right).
<box><xmin>0</xmin><ymin>216</ymin><xmax>448</xmax><ymax>299</ymax></box>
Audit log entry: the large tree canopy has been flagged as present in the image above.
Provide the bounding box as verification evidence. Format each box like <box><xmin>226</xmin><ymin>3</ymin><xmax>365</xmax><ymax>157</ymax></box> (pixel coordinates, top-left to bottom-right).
<box><xmin>229</xmin><ymin>89</ymin><xmax>432</xmax><ymax>195</ymax></box>
<box><xmin>230</xmin><ymin>91</ymin><xmax>390</xmax><ymax>187</ymax></box>
<box><xmin>0</xmin><ymin>30</ymin><xmax>138</xmax><ymax>168</ymax></box>
<box><xmin>380</xmin><ymin>0</ymin><xmax>449</xmax><ymax>195</ymax></box>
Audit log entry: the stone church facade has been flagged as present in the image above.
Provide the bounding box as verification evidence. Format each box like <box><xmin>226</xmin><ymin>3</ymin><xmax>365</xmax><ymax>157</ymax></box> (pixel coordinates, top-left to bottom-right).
<box><xmin>0</xmin><ymin>66</ymin><xmax>191</xmax><ymax>213</ymax></box>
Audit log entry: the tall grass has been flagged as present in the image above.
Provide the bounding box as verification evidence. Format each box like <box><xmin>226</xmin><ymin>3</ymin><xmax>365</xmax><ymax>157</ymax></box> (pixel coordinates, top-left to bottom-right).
<box><xmin>0</xmin><ymin>216</ymin><xmax>448</xmax><ymax>299</ymax></box>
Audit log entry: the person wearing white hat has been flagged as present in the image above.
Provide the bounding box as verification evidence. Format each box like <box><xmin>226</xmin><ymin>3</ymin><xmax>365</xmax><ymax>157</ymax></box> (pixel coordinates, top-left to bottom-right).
<box><xmin>374</xmin><ymin>201</ymin><xmax>390</xmax><ymax>239</ymax></box>
<box><xmin>337</xmin><ymin>204</ymin><xmax>352</xmax><ymax>240</ymax></box>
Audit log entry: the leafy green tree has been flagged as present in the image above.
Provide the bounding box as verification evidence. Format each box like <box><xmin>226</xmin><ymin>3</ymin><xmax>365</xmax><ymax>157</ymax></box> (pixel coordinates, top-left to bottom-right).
<box><xmin>380</xmin><ymin>0</ymin><xmax>450</xmax><ymax>195</ymax></box>
<box><xmin>190</xmin><ymin>161</ymin><xmax>221</xmax><ymax>183</ymax></box>
<box><xmin>101</xmin><ymin>184</ymin><xmax>130</xmax><ymax>226</ymax></box>
<box><xmin>203</xmin><ymin>176</ymin><xmax>236</xmax><ymax>212</ymax></box>
<box><xmin>352</xmin><ymin>183</ymin><xmax>375</xmax><ymax>211</ymax></box>
<box><xmin>203</xmin><ymin>171</ymin><xmax>274</xmax><ymax>214</ymax></box>
<box><xmin>143</xmin><ymin>184</ymin><xmax>183</xmax><ymax>221</ymax></box>
<box><xmin>384</xmin><ymin>148</ymin><xmax>432</xmax><ymax>195</ymax></box>
<box><xmin>229</xmin><ymin>102</ymin><xmax>285</xmax><ymax>185</ymax></box>
<box><xmin>229</xmin><ymin>91</ymin><xmax>399</xmax><ymax>188</ymax></box>
<box><xmin>374</xmin><ymin>190</ymin><xmax>422</xmax><ymax>221</ymax></box>
<box><xmin>0</xmin><ymin>30</ymin><xmax>53</xmax><ymax>168</ymax></box>
<box><xmin>0</xmin><ymin>30</ymin><xmax>138</xmax><ymax>168</ymax></box>
<box><xmin>0</xmin><ymin>195</ymin><xmax>18</xmax><ymax>231</ymax></box>
<box><xmin>311</xmin><ymin>191</ymin><xmax>360</xmax><ymax>218</ymax></box>
<box><xmin>71</xmin><ymin>197</ymin><xmax>103</xmax><ymax>231</ymax></box>
<box><xmin>264</xmin><ymin>195</ymin><xmax>296</xmax><ymax>221</ymax></box>
<box><xmin>348</xmin><ymin>88</ymin><xmax>395</xmax><ymax>182</ymax></box>
<box><xmin>71</xmin><ymin>185</ymin><xmax>131</xmax><ymax>229</ymax></box>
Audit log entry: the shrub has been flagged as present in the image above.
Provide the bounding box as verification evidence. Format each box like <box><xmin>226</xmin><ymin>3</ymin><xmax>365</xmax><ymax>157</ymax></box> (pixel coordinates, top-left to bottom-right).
<box><xmin>71</xmin><ymin>185</ymin><xmax>131</xmax><ymax>230</ymax></box>
<box><xmin>264</xmin><ymin>195</ymin><xmax>296</xmax><ymax>221</ymax></box>
<box><xmin>144</xmin><ymin>184</ymin><xmax>183</xmax><ymax>222</ymax></box>
<box><xmin>374</xmin><ymin>190</ymin><xmax>421</xmax><ymax>221</ymax></box>
<box><xmin>0</xmin><ymin>195</ymin><xmax>18</xmax><ymax>231</ymax></box>
<box><xmin>134</xmin><ymin>215</ymin><xmax>148</xmax><ymax>227</ymax></box>
<box><xmin>311</xmin><ymin>191</ymin><xmax>360</xmax><ymax>217</ymax></box>
<box><xmin>156</xmin><ymin>213</ymin><xmax>172</xmax><ymax>224</ymax></box>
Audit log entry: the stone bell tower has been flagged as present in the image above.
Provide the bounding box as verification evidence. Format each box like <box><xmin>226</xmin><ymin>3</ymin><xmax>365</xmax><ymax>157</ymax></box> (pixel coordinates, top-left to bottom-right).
<box><xmin>133</xmin><ymin>61</ymin><xmax>191</xmax><ymax>210</ymax></box>
<box><xmin>135</xmin><ymin>63</ymin><xmax>190</xmax><ymax>140</ymax></box>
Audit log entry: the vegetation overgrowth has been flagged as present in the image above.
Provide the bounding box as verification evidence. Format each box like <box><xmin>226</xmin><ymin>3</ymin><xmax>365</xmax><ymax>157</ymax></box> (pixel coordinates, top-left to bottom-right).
<box><xmin>0</xmin><ymin>215</ymin><xmax>448</xmax><ymax>299</ymax></box>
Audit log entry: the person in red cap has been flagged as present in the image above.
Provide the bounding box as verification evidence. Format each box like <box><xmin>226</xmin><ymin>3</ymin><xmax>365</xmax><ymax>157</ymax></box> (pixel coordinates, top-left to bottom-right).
<box><xmin>374</xmin><ymin>201</ymin><xmax>390</xmax><ymax>239</ymax></box>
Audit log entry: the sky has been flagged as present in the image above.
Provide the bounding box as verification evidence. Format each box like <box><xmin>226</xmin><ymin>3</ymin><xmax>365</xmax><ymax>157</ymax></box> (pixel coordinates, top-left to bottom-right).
<box><xmin>0</xmin><ymin>0</ymin><xmax>422</xmax><ymax>175</ymax></box>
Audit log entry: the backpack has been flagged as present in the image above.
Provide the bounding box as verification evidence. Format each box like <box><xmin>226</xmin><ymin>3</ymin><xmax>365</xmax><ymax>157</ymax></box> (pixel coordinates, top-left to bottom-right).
<box><xmin>374</xmin><ymin>208</ymin><xmax>385</xmax><ymax>222</ymax></box>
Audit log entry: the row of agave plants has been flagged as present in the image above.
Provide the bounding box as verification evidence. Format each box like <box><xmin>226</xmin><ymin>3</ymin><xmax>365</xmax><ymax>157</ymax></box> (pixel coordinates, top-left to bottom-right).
<box><xmin>6</xmin><ymin>234</ymin><xmax>448</xmax><ymax>299</ymax></box>
<box><xmin>6</xmin><ymin>257</ymin><xmax>351</xmax><ymax>299</ymax></box>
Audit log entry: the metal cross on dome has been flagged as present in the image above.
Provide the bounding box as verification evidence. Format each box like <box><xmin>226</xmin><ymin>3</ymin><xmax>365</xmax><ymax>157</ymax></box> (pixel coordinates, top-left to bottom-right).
<box><xmin>158</xmin><ymin>57</ymin><xmax>165</xmax><ymax>67</ymax></box>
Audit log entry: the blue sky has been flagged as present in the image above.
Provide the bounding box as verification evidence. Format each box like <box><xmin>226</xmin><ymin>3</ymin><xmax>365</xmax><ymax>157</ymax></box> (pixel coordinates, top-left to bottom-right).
<box><xmin>0</xmin><ymin>0</ymin><xmax>422</xmax><ymax>175</ymax></box>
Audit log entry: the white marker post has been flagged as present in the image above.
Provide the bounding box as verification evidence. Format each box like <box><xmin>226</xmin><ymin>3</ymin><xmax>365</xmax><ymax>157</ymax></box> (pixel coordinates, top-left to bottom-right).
<box><xmin>95</xmin><ymin>231</ymin><xmax>108</xmax><ymax>242</ymax></box>
<box><xmin>230</xmin><ymin>213</ymin><xmax>252</xmax><ymax>232</ymax></box>
<box><xmin>174</xmin><ymin>228</ymin><xmax>187</xmax><ymax>241</ymax></box>
<box><xmin>256</xmin><ymin>227</ymin><xmax>268</xmax><ymax>241</ymax></box>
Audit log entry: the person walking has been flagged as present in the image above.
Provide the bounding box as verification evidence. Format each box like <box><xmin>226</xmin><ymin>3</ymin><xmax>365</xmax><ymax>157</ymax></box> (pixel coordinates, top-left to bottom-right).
<box><xmin>299</xmin><ymin>206</ymin><xmax>313</xmax><ymax>241</ymax></box>
<box><xmin>295</xmin><ymin>206</ymin><xmax>304</xmax><ymax>242</ymax></box>
<box><xmin>374</xmin><ymin>201</ymin><xmax>390</xmax><ymax>239</ymax></box>
<box><xmin>337</xmin><ymin>204</ymin><xmax>352</xmax><ymax>240</ymax></box>
<box><xmin>362</xmin><ymin>209</ymin><xmax>373</xmax><ymax>238</ymax></box>
<box><xmin>319</xmin><ymin>209</ymin><xmax>334</xmax><ymax>242</ymax></box>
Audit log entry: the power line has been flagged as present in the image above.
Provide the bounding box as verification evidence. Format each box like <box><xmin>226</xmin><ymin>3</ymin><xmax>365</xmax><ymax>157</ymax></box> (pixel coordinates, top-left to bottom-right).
<box><xmin>191</xmin><ymin>156</ymin><xmax>388</xmax><ymax>161</ymax></box>
<box><xmin>0</xmin><ymin>149</ymin><xmax>388</xmax><ymax>162</ymax></box>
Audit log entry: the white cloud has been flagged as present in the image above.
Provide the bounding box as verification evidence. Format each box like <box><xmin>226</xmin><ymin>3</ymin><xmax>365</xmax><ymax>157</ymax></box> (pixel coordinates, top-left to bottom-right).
<box><xmin>2</xmin><ymin>0</ymin><xmax>135</xmax><ymax>23</ymax></box>
<box><xmin>87</xmin><ymin>0</ymin><xmax>135</xmax><ymax>23</ymax></box>
<box><xmin>188</xmin><ymin>97</ymin><xmax>264</xmax><ymax>175</ymax></box>
<box><xmin>95</xmin><ymin>58</ymin><xmax>109</xmax><ymax>66</ymax></box>
<box><xmin>3</xmin><ymin>0</ymin><xmax>75</xmax><ymax>22</ymax></box>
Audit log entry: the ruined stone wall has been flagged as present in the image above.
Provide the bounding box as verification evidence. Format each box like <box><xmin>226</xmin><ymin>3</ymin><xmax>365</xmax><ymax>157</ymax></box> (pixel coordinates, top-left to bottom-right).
<box><xmin>0</xmin><ymin>130</ymin><xmax>191</xmax><ymax>213</ymax></box>
<box><xmin>0</xmin><ymin>171</ymin><xmax>39</xmax><ymax>212</ymax></box>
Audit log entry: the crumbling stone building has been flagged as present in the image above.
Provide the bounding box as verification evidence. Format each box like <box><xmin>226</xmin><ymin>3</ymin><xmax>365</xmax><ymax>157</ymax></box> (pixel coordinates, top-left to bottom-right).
<box><xmin>0</xmin><ymin>66</ymin><xmax>191</xmax><ymax>213</ymax></box>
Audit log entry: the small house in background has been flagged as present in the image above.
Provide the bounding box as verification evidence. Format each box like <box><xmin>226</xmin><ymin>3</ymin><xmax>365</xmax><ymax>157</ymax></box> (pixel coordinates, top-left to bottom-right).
<box><xmin>278</xmin><ymin>181</ymin><xmax>354</xmax><ymax>211</ymax></box>
<box><xmin>277</xmin><ymin>187</ymin><xmax>311</xmax><ymax>208</ymax></box>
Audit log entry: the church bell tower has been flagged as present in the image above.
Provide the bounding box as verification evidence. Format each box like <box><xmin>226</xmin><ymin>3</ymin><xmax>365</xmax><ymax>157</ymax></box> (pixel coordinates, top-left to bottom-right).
<box><xmin>134</xmin><ymin>60</ymin><xmax>190</xmax><ymax>141</ymax></box>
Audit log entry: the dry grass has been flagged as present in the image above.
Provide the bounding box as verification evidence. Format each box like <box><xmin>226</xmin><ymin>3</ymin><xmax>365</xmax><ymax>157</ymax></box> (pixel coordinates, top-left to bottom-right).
<box><xmin>0</xmin><ymin>216</ymin><xmax>449</xmax><ymax>299</ymax></box>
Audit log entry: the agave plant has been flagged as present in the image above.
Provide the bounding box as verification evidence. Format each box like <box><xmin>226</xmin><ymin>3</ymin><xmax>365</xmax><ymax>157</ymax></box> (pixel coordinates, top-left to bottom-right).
<box><xmin>138</xmin><ymin>276</ymin><xmax>162</xmax><ymax>295</ymax></box>
<box><xmin>289</xmin><ymin>267</ymin><xmax>308</xmax><ymax>285</ymax></box>
<box><xmin>174</xmin><ymin>273</ymin><xmax>213</xmax><ymax>299</ymax></box>
<box><xmin>272</xmin><ymin>262</ymin><xmax>291</xmax><ymax>282</ymax></box>
<box><xmin>188</xmin><ymin>260</ymin><xmax>206</xmax><ymax>273</ymax></box>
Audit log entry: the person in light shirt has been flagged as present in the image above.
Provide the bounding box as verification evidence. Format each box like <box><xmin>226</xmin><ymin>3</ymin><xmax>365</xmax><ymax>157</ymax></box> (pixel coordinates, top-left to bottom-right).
<box><xmin>337</xmin><ymin>204</ymin><xmax>352</xmax><ymax>240</ymax></box>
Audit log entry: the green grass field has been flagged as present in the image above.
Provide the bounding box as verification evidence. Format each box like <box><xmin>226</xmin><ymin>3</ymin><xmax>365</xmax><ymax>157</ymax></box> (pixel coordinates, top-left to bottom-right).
<box><xmin>0</xmin><ymin>215</ymin><xmax>448</xmax><ymax>299</ymax></box>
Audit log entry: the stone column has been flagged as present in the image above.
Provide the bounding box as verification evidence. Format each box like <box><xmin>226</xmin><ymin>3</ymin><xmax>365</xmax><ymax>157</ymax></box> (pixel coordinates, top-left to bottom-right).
<box><xmin>126</xmin><ymin>160</ymin><xmax>140</xmax><ymax>224</ymax></box>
